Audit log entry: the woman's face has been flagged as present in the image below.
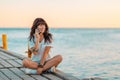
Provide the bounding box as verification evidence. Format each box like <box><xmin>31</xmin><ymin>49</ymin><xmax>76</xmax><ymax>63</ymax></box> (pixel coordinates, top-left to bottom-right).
<box><xmin>37</xmin><ymin>24</ymin><xmax>46</xmax><ymax>33</ymax></box>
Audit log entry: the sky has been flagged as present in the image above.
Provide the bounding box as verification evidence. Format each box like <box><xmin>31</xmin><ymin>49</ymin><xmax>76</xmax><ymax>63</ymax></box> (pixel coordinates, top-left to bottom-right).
<box><xmin>0</xmin><ymin>0</ymin><xmax>120</xmax><ymax>28</ymax></box>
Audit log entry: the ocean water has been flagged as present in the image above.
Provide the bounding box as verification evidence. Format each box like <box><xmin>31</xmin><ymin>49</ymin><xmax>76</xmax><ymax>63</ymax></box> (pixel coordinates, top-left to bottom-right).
<box><xmin>0</xmin><ymin>28</ymin><xmax>120</xmax><ymax>80</ymax></box>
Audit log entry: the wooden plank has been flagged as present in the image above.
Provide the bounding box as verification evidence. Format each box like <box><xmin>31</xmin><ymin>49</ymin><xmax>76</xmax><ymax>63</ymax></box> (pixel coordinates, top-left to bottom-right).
<box><xmin>53</xmin><ymin>69</ymin><xmax>80</xmax><ymax>80</ymax></box>
<box><xmin>0</xmin><ymin>58</ymin><xmax>4</xmax><ymax>68</ymax></box>
<box><xmin>6</xmin><ymin>60</ymin><xmax>22</xmax><ymax>67</ymax></box>
<box><xmin>11</xmin><ymin>79</ymin><xmax>22</xmax><ymax>80</ymax></box>
<box><xmin>0</xmin><ymin>60</ymin><xmax>13</xmax><ymax>67</ymax></box>
<box><xmin>0</xmin><ymin>52</ymin><xmax>17</xmax><ymax>59</ymax></box>
<box><xmin>0</xmin><ymin>69</ymin><xmax>22</xmax><ymax>80</ymax></box>
<box><xmin>20</xmin><ymin>68</ymin><xmax>25</xmax><ymax>72</ymax></box>
<box><xmin>42</xmin><ymin>73</ymin><xmax>63</xmax><ymax>80</ymax></box>
<box><xmin>31</xmin><ymin>75</ymin><xmax>49</xmax><ymax>80</ymax></box>
<box><xmin>15</xmin><ymin>59</ymin><xmax>23</xmax><ymax>65</ymax></box>
<box><xmin>0</xmin><ymin>48</ymin><xmax>26</xmax><ymax>60</ymax></box>
<box><xmin>0</xmin><ymin>64</ymin><xmax>4</xmax><ymax>68</ymax></box>
<box><xmin>9</xmin><ymin>68</ymin><xmax>35</xmax><ymax>80</ymax></box>
<box><xmin>0</xmin><ymin>58</ymin><xmax>3</xmax><ymax>61</ymax></box>
<box><xmin>21</xmin><ymin>77</ymin><xmax>36</xmax><ymax>80</ymax></box>
<box><xmin>0</xmin><ymin>53</ymin><xmax>9</xmax><ymax>59</ymax></box>
<box><xmin>0</xmin><ymin>72</ymin><xmax>9</xmax><ymax>80</ymax></box>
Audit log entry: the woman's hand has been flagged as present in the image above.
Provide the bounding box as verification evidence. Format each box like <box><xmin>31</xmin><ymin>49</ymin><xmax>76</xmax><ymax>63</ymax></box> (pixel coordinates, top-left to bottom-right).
<box><xmin>37</xmin><ymin>67</ymin><xmax>43</xmax><ymax>74</ymax></box>
<box><xmin>33</xmin><ymin>52</ymin><xmax>38</xmax><ymax>55</ymax></box>
<box><xmin>35</xmin><ymin>29</ymin><xmax>40</xmax><ymax>40</ymax></box>
<box><xmin>34</xmin><ymin>29</ymin><xmax>40</xmax><ymax>52</ymax></box>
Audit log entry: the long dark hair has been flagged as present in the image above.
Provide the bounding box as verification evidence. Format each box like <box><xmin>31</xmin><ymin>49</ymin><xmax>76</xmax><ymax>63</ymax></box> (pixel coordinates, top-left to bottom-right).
<box><xmin>29</xmin><ymin>18</ymin><xmax>53</xmax><ymax>44</ymax></box>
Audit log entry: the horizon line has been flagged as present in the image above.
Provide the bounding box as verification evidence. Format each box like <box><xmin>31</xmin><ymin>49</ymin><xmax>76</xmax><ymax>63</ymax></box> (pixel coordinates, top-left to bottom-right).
<box><xmin>0</xmin><ymin>27</ymin><xmax>120</xmax><ymax>29</ymax></box>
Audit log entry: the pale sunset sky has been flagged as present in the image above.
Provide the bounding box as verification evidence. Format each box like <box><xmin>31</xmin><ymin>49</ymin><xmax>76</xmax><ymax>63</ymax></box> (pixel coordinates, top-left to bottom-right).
<box><xmin>0</xmin><ymin>0</ymin><xmax>120</xmax><ymax>28</ymax></box>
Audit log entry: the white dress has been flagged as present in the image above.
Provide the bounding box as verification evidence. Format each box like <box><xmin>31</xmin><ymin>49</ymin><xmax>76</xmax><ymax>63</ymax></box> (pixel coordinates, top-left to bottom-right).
<box><xmin>25</xmin><ymin>38</ymin><xmax>52</xmax><ymax>74</ymax></box>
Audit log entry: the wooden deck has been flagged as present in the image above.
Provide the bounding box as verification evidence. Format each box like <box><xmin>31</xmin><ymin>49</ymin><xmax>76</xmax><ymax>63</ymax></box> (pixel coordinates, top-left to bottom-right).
<box><xmin>0</xmin><ymin>48</ymin><xmax>103</xmax><ymax>80</ymax></box>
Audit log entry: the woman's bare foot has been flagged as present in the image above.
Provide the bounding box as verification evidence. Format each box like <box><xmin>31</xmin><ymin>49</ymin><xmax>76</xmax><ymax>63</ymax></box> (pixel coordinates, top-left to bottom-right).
<box><xmin>37</xmin><ymin>68</ymin><xmax>43</xmax><ymax>74</ymax></box>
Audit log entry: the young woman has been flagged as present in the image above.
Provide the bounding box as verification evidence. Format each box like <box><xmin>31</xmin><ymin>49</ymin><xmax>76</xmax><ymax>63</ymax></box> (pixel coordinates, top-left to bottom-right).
<box><xmin>22</xmin><ymin>18</ymin><xmax>62</xmax><ymax>74</ymax></box>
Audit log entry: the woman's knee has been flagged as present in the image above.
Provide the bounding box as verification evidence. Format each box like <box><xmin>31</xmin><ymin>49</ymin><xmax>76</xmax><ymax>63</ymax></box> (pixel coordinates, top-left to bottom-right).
<box><xmin>56</xmin><ymin>55</ymin><xmax>63</xmax><ymax>62</ymax></box>
<box><xmin>22</xmin><ymin>59</ymin><xmax>29</xmax><ymax>67</ymax></box>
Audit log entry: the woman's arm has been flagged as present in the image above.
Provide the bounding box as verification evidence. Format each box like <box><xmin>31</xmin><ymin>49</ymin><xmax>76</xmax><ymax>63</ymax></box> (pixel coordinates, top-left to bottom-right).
<box><xmin>33</xmin><ymin>29</ymin><xmax>40</xmax><ymax>55</ymax></box>
<box><xmin>32</xmin><ymin>39</ymin><xmax>39</xmax><ymax>55</ymax></box>
<box><xmin>40</xmin><ymin>46</ymin><xmax>51</xmax><ymax>65</ymax></box>
<box><xmin>34</xmin><ymin>38</ymin><xmax>39</xmax><ymax>50</ymax></box>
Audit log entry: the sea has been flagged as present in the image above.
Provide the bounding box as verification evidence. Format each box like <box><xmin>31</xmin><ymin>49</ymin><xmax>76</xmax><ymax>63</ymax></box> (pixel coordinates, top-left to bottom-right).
<box><xmin>0</xmin><ymin>28</ymin><xmax>120</xmax><ymax>80</ymax></box>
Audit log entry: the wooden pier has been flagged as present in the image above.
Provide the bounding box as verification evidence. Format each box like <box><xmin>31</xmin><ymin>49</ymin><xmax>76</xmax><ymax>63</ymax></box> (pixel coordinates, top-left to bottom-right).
<box><xmin>0</xmin><ymin>48</ymin><xmax>102</xmax><ymax>80</ymax></box>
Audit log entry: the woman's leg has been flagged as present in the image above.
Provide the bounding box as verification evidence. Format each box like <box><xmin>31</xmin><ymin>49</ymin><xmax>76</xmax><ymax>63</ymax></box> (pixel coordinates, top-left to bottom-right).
<box><xmin>22</xmin><ymin>59</ymin><xmax>38</xmax><ymax>69</ymax></box>
<box><xmin>23</xmin><ymin>55</ymin><xmax>62</xmax><ymax>74</ymax></box>
<box><xmin>22</xmin><ymin>59</ymin><xmax>43</xmax><ymax>74</ymax></box>
<box><xmin>42</xmin><ymin>55</ymin><xmax>62</xmax><ymax>72</ymax></box>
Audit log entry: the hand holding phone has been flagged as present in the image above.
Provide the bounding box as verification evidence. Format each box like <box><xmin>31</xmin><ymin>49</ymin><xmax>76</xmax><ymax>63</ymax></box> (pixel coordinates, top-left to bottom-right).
<box><xmin>35</xmin><ymin>29</ymin><xmax>40</xmax><ymax>39</ymax></box>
